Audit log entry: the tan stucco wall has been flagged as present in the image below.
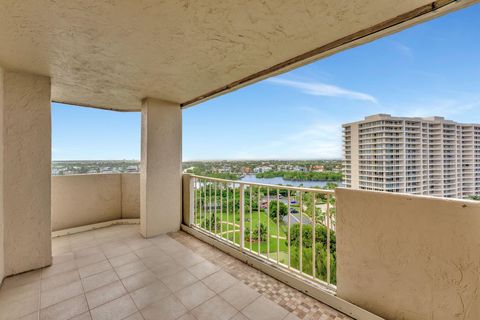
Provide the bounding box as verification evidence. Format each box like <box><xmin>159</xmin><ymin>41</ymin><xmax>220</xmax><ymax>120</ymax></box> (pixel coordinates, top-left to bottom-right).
<box><xmin>51</xmin><ymin>173</ymin><xmax>139</xmax><ymax>231</ymax></box>
<box><xmin>141</xmin><ymin>98</ymin><xmax>182</xmax><ymax>237</ymax></box>
<box><xmin>335</xmin><ymin>188</ymin><xmax>480</xmax><ymax>320</ymax></box>
<box><xmin>0</xmin><ymin>67</ymin><xmax>4</xmax><ymax>284</ymax></box>
<box><xmin>121</xmin><ymin>173</ymin><xmax>140</xmax><ymax>219</ymax></box>
<box><xmin>2</xmin><ymin>71</ymin><xmax>52</xmax><ymax>277</ymax></box>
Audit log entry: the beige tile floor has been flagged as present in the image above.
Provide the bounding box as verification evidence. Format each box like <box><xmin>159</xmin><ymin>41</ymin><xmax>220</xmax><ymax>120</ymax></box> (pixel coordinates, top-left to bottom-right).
<box><xmin>0</xmin><ymin>225</ymin><xmax>351</xmax><ymax>320</ymax></box>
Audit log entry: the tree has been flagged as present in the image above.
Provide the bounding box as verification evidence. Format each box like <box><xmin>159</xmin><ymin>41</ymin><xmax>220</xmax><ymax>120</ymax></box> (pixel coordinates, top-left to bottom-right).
<box><xmin>303</xmin><ymin>192</ymin><xmax>324</xmax><ymax>219</ymax></box>
<box><xmin>245</xmin><ymin>223</ymin><xmax>268</xmax><ymax>242</ymax></box>
<box><xmin>268</xmin><ymin>201</ymin><xmax>288</xmax><ymax>222</ymax></box>
<box><xmin>324</xmin><ymin>182</ymin><xmax>338</xmax><ymax>190</ymax></box>
<box><xmin>467</xmin><ymin>195</ymin><xmax>480</xmax><ymax>201</ymax></box>
<box><xmin>201</xmin><ymin>214</ymin><xmax>220</xmax><ymax>232</ymax></box>
<box><xmin>244</xmin><ymin>189</ymin><xmax>259</xmax><ymax>213</ymax></box>
<box><xmin>290</xmin><ymin>243</ymin><xmax>337</xmax><ymax>284</ymax></box>
<box><xmin>287</xmin><ymin>224</ymin><xmax>336</xmax><ymax>253</ymax></box>
<box><xmin>288</xmin><ymin>224</ymin><xmax>337</xmax><ymax>284</ymax></box>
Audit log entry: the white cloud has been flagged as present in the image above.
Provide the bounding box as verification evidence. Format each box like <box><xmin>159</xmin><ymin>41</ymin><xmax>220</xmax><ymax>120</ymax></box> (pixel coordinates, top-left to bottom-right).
<box><xmin>267</xmin><ymin>78</ymin><xmax>378</xmax><ymax>103</ymax></box>
<box><xmin>229</xmin><ymin>121</ymin><xmax>343</xmax><ymax>160</ymax></box>
<box><xmin>393</xmin><ymin>97</ymin><xmax>480</xmax><ymax>119</ymax></box>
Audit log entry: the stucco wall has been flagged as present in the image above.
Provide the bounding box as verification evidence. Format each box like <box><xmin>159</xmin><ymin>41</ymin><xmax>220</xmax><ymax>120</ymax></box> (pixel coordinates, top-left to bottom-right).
<box><xmin>0</xmin><ymin>67</ymin><xmax>4</xmax><ymax>284</ymax></box>
<box><xmin>2</xmin><ymin>71</ymin><xmax>52</xmax><ymax>277</ymax></box>
<box><xmin>335</xmin><ymin>188</ymin><xmax>480</xmax><ymax>320</ymax></box>
<box><xmin>51</xmin><ymin>173</ymin><xmax>139</xmax><ymax>231</ymax></box>
<box><xmin>140</xmin><ymin>99</ymin><xmax>182</xmax><ymax>237</ymax></box>
<box><xmin>121</xmin><ymin>173</ymin><xmax>140</xmax><ymax>219</ymax></box>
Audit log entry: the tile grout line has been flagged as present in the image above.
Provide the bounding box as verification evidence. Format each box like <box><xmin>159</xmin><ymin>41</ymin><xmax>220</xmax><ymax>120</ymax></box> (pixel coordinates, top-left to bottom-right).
<box><xmin>168</xmin><ymin>236</ymin><xmax>257</xmax><ymax>320</ymax></box>
<box><xmin>103</xmin><ymin>237</ymin><xmax>144</xmax><ymax>320</ymax></box>
<box><xmin>145</xmin><ymin>238</ymin><xmax>192</xmax><ymax>318</ymax></box>
<box><xmin>4</xmin><ymin>226</ymin><xmax>341</xmax><ymax>320</ymax></box>
<box><xmin>170</xmin><ymin>231</ymin><xmax>335</xmax><ymax>320</ymax></box>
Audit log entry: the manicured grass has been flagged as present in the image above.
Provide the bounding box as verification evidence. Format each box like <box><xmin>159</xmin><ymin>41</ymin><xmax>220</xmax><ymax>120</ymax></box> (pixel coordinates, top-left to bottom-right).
<box><xmin>192</xmin><ymin>194</ymin><xmax>337</xmax><ymax>283</ymax></box>
<box><xmin>195</xmin><ymin>209</ymin><xmax>292</xmax><ymax>264</ymax></box>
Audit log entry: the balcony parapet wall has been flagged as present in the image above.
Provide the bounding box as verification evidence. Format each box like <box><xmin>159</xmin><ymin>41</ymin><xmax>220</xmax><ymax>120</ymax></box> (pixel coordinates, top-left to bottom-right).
<box><xmin>51</xmin><ymin>173</ymin><xmax>140</xmax><ymax>231</ymax></box>
<box><xmin>336</xmin><ymin>188</ymin><xmax>480</xmax><ymax>320</ymax></box>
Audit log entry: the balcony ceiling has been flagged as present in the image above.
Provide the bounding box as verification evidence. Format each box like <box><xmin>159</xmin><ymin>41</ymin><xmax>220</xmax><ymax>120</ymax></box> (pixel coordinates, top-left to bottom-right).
<box><xmin>0</xmin><ymin>0</ymin><xmax>476</xmax><ymax>111</ymax></box>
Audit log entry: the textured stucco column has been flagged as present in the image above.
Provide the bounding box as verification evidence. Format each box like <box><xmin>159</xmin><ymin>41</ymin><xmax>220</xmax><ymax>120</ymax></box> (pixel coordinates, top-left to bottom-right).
<box><xmin>140</xmin><ymin>98</ymin><xmax>182</xmax><ymax>237</ymax></box>
<box><xmin>0</xmin><ymin>69</ymin><xmax>52</xmax><ymax>278</ymax></box>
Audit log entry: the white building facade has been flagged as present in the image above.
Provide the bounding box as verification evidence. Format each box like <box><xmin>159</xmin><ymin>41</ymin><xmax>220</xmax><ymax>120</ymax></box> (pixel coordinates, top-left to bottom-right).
<box><xmin>343</xmin><ymin>114</ymin><xmax>480</xmax><ymax>198</ymax></box>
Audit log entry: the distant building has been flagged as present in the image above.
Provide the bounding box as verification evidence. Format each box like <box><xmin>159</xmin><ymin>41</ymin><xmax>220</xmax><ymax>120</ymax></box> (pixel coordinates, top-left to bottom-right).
<box><xmin>311</xmin><ymin>165</ymin><xmax>324</xmax><ymax>172</ymax></box>
<box><xmin>217</xmin><ymin>167</ymin><xmax>231</xmax><ymax>173</ymax></box>
<box><xmin>241</xmin><ymin>167</ymin><xmax>252</xmax><ymax>174</ymax></box>
<box><xmin>292</xmin><ymin>165</ymin><xmax>307</xmax><ymax>172</ymax></box>
<box><xmin>277</xmin><ymin>164</ymin><xmax>294</xmax><ymax>171</ymax></box>
<box><xmin>184</xmin><ymin>166</ymin><xmax>196</xmax><ymax>173</ymax></box>
<box><xmin>254</xmin><ymin>166</ymin><xmax>272</xmax><ymax>173</ymax></box>
<box><xmin>343</xmin><ymin>114</ymin><xmax>480</xmax><ymax>198</ymax></box>
<box><xmin>127</xmin><ymin>165</ymin><xmax>138</xmax><ymax>172</ymax></box>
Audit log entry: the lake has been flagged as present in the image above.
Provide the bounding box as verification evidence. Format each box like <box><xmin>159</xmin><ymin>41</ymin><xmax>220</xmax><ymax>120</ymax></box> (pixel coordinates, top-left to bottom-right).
<box><xmin>240</xmin><ymin>174</ymin><xmax>343</xmax><ymax>188</ymax></box>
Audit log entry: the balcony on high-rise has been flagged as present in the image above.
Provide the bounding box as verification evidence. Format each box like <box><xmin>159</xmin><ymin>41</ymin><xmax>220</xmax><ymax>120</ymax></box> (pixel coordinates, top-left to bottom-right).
<box><xmin>0</xmin><ymin>1</ymin><xmax>480</xmax><ymax>320</ymax></box>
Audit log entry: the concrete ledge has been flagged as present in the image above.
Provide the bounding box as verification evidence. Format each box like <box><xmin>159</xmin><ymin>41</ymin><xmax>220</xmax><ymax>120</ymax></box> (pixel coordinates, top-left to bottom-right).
<box><xmin>181</xmin><ymin>224</ymin><xmax>383</xmax><ymax>320</ymax></box>
<box><xmin>52</xmin><ymin>219</ymin><xmax>140</xmax><ymax>237</ymax></box>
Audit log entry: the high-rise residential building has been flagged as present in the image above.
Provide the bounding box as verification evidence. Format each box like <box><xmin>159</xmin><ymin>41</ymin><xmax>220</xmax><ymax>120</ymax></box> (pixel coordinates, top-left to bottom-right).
<box><xmin>343</xmin><ymin>114</ymin><xmax>480</xmax><ymax>198</ymax></box>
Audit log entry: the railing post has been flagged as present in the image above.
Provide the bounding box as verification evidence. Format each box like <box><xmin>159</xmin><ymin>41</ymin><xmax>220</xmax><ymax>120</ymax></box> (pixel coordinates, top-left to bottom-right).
<box><xmin>182</xmin><ymin>174</ymin><xmax>194</xmax><ymax>226</ymax></box>
<box><xmin>239</xmin><ymin>184</ymin><xmax>245</xmax><ymax>250</ymax></box>
<box><xmin>326</xmin><ymin>193</ymin><xmax>331</xmax><ymax>286</ymax></box>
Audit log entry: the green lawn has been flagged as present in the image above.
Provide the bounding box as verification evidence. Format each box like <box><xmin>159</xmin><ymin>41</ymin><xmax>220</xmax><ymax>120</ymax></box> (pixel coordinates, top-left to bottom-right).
<box><xmin>192</xmin><ymin>194</ymin><xmax>337</xmax><ymax>283</ymax></box>
<box><xmin>194</xmin><ymin>208</ymin><xmax>292</xmax><ymax>264</ymax></box>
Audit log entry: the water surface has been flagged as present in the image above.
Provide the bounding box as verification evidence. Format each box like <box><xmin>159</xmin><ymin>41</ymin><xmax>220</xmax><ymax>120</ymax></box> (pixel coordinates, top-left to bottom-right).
<box><xmin>240</xmin><ymin>174</ymin><xmax>343</xmax><ymax>188</ymax></box>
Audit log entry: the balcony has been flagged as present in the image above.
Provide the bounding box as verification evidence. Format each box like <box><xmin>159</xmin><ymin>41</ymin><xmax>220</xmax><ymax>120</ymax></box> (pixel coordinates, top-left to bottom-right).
<box><xmin>4</xmin><ymin>173</ymin><xmax>480</xmax><ymax>320</ymax></box>
<box><xmin>0</xmin><ymin>173</ymin><xmax>353</xmax><ymax>320</ymax></box>
<box><xmin>1</xmin><ymin>1</ymin><xmax>480</xmax><ymax>320</ymax></box>
<box><xmin>183</xmin><ymin>175</ymin><xmax>480</xmax><ymax>320</ymax></box>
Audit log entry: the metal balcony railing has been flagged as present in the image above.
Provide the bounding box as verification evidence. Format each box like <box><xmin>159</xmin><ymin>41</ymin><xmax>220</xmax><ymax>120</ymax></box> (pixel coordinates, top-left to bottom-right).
<box><xmin>187</xmin><ymin>174</ymin><xmax>337</xmax><ymax>290</ymax></box>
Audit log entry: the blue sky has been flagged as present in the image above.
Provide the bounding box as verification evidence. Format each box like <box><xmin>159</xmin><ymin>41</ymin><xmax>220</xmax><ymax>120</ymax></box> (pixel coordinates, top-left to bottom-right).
<box><xmin>52</xmin><ymin>106</ymin><xmax>140</xmax><ymax>160</ymax></box>
<box><xmin>53</xmin><ymin>4</ymin><xmax>480</xmax><ymax>161</ymax></box>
